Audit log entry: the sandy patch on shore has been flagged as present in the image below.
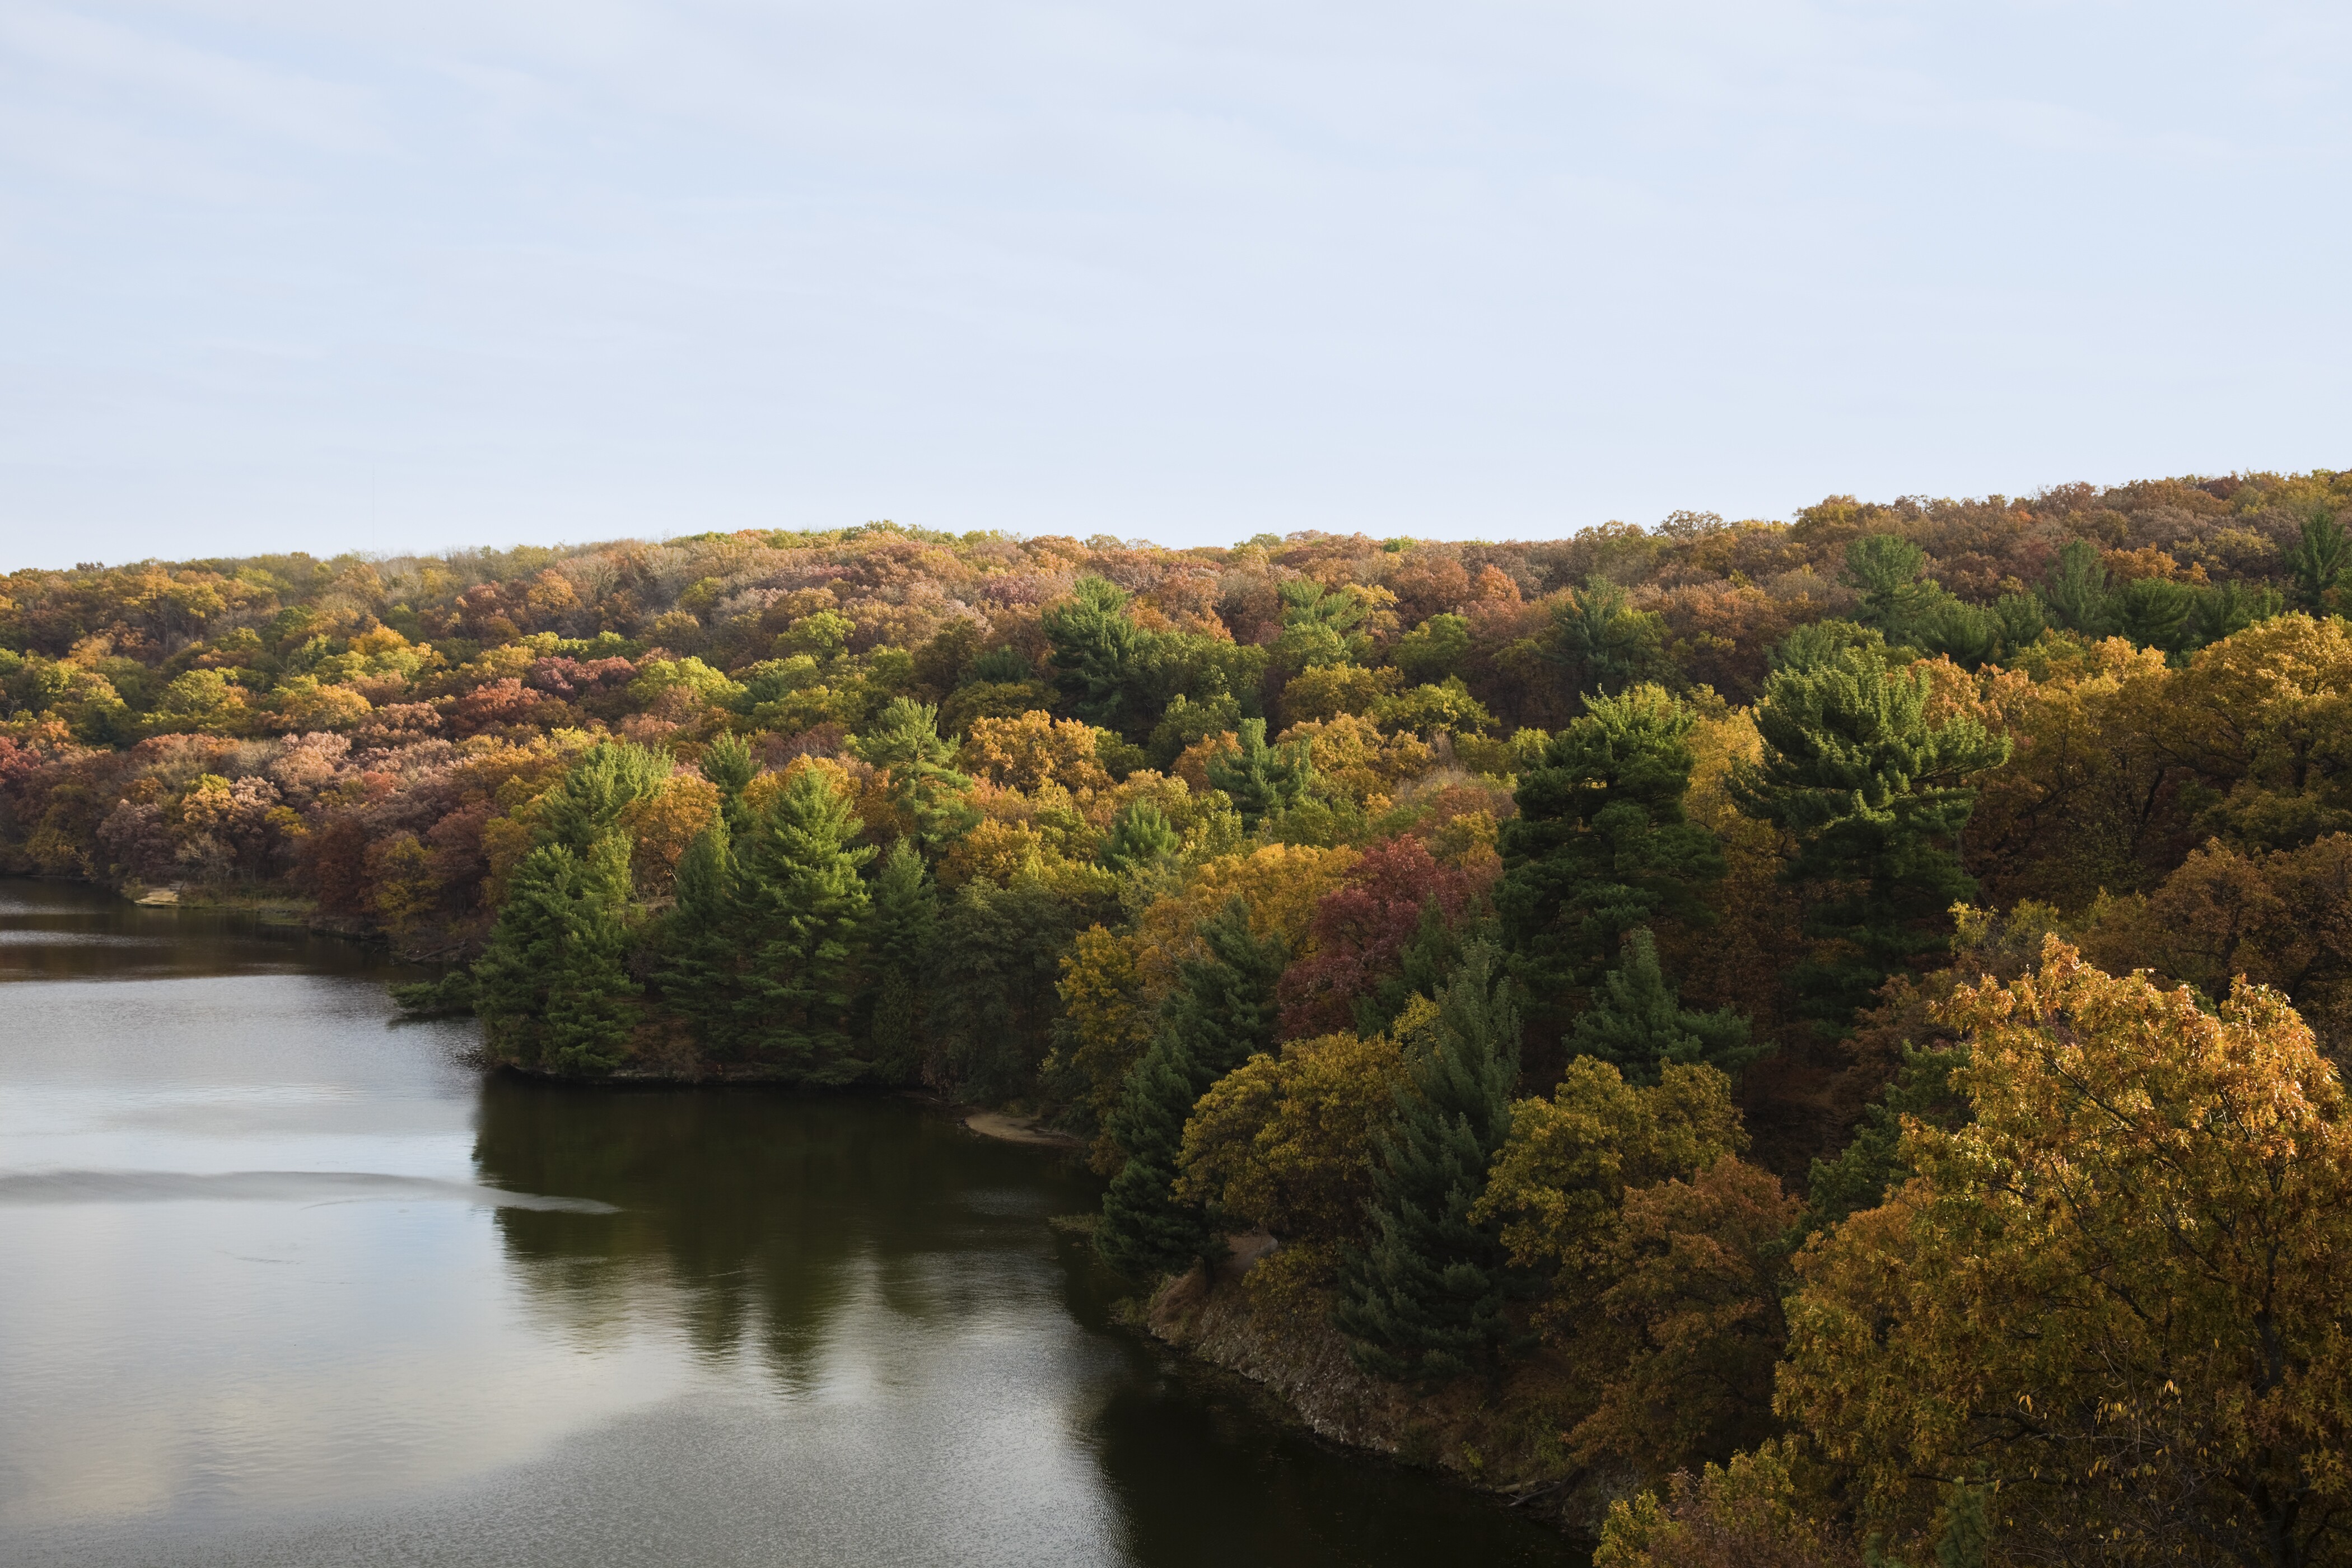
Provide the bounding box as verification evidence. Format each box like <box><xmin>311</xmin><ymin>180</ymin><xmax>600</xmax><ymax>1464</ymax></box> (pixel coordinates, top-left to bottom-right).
<box><xmin>962</xmin><ymin>1110</ymin><xmax>1084</xmax><ymax>1148</ymax></box>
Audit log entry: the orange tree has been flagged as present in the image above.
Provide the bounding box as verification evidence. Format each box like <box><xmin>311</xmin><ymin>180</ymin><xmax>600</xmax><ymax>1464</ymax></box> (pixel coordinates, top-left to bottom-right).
<box><xmin>1776</xmin><ymin>940</ymin><xmax>2352</xmax><ymax>1565</ymax></box>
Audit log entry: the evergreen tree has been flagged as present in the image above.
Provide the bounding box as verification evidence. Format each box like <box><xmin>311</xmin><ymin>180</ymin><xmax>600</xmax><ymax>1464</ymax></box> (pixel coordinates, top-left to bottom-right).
<box><xmin>1771</xmin><ymin>618</ymin><xmax>1886</xmax><ymax>673</ymax></box>
<box><xmin>1337</xmin><ymin>939</ymin><xmax>1523</xmax><ymax>1380</ymax></box>
<box><xmin>929</xmin><ymin>877</ymin><xmax>1096</xmax><ymax>1101</ymax></box>
<box><xmin>1100</xmin><ymin>799</ymin><xmax>1180</xmax><ymax>874</ymax></box>
<box><xmin>536</xmin><ymin>740</ymin><xmax>673</xmax><ymax>852</ymax></box>
<box><xmin>1842</xmin><ymin>533</ymin><xmax>1939</xmax><ymax>642</ymax></box>
<box><xmin>1567</xmin><ymin>926</ymin><xmax>1762</xmax><ymax>1084</ymax></box>
<box><xmin>2190</xmin><ymin>579</ymin><xmax>2283</xmax><ymax>647</ymax></box>
<box><xmin>854</xmin><ymin>698</ymin><xmax>979</xmax><ymax>855</ymax></box>
<box><xmin>1096</xmin><ymin>899</ymin><xmax>1287</xmax><ymax>1280</ymax></box>
<box><xmin>1206</xmin><ymin>717</ymin><xmax>1312</xmax><ymax>830</ymax></box>
<box><xmin>2286</xmin><ymin>507</ymin><xmax>2348</xmax><ymax>614</ymax></box>
<box><xmin>657</xmin><ymin>814</ymin><xmax>743</xmax><ymax>1052</ymax></box>
<box><xmin>731</xmin><ymin>766</ymin><xmax>876</xmax><ymax>1081</ymax></box>
<box><xmin>2041</xmin><ymin>539</ymin><xmax>2112</xmax><ymax>634</ymax></box>
<box><xmin>1546</xmin><ymin>575</ymin><xmax>1667</xmax><ymax>699</ymax></box>
<box><xmin>1799</xmin><ymin>1039</ymin><xmax>1971</xmax><ymax>1236</ymax></box>
<box><xmin>1729</xmin><ymin>645</ymin><xmax>2011</xmax><ymax>1037</ymax></box>
<box><xmin>470</xmin><ymin>741</ymin><xmax>668</xmax><ymax>1075</ymax></box>
<box><xmin>474</xmin><ymin>834</ymin><xmax>640</xmax><ymax>1075</ymax></box>
<box><xmin>1043</xmin><ymin>576</ymin><xmax>1160</xmax><ymax>738</ymax></box>
<box><xmin>698</xmin><ymin>731</ymin><xmax>758</xmax><ymax>835</ymax></box>
<box><xmin>1495</xmin><ymin>684</ymin><xmax>1722</xmax><ymax>1018</ymax></box>
<box><xmin>1096</xmin><ymin>1040</ymin><xmax>1219</xmax><ymax>1279</ymax></box>
<box><xmin>864</xmin><ymin>839</ymin><xmax>937</xmax><ymax>1084</ymax></box>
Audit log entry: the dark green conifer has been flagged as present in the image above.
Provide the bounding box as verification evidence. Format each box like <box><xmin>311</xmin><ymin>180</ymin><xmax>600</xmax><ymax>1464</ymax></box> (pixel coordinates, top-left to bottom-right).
<box><xmin>864</xmin><ymin>839</ymin><xmax>937</xmax><ymax>1084</ymax></box>
<box><xmin>474</xmin><ymin>834</ymin><xmax>640</xmax><ymax>1075</ymax></box>
<box><xmin>1100</xmin><ymin>799</ymin><xmax>1180</xmax><ymax>874</ymax></box>
<box><xmin>1568</xmin><ymin>927</ymin><xmax>1762</xmax><ymax>1084</ymax></box>
<box><xmin>470</xmin><ymin>741</ymin><xmax>668</xmax><ymax>1075</ymax></box>
<box><xmin>656</xmin><ymin>813</ymin><xmax>741</xmax><ymax>1052</ymax></box>
<box><xmin>698</xmin><ymin>731</ymin><xmax>758</xmax><ymax>835</ymax></box>
<box><xmin>1729</xmin><ymin>645</ymin><xmax>2010</xmax><ymax>1038</ymax></box>
<box><xmin>1096</xmin><ymin>899</ymin><xmax>1286</xmax><ymax>1280</ymax></box>
<box><xmin>1337</xmin><ymin>939</ymin><xmax>1522</xmax><ymax>1380</ymax></box>
<box><xmin>853</xmin><ymin>698</ymin><xmax>979</xmax><ymax>855</ymax></box>
<box><xmin>731</xmin><ymin>766</ymin><xmax>876</xmax><ymax>1081</ymax></box>
<box><xmin>1495</xmin><ymin>684</ymin><xmax>1721</xmax><ymax>1018</ymax></box>
<box><xmin>1043</xmin><ymin>576</ymin><xmax>1159</xmax><ymax>738</ymax></box>
<box><xmin>2288</xmin><ymin>507</ymin><xmax>2348</xmax><ymax>614</ymax></box>
<box><xmin>1206</xmin><ymin>717</ymin><xmax>1312</xmax><ymax>830</ymax></box>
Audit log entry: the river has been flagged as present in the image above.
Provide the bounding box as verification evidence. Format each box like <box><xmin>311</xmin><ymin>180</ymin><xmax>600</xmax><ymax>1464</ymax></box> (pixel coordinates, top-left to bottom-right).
<box><xmin>0</xmin><ymin>881</ymin><xmax>1571</xmax><ymax>1567</ymax></box>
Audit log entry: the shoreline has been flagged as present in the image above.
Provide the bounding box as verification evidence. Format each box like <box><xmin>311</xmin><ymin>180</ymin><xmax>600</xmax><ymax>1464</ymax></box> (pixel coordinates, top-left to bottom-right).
<box><xmin>960</xmin><ymin>1108</ymin><xmax>1086</xmax><ymax>1148</ymax></box>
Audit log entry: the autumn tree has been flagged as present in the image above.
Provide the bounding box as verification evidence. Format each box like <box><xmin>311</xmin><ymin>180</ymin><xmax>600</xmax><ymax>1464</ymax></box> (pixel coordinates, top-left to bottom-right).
<box><xmin>1777</xmin><ymin>941</ymin><xmax>2352</xmax><ymax>1565</ymax></box>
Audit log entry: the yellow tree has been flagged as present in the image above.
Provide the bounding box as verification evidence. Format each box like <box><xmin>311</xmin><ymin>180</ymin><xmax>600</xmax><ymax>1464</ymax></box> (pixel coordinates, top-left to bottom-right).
<box><xmin>1777</xmin><ymin>940</ymin><xmax>2352</xmax><ymax>1565</ymax></box>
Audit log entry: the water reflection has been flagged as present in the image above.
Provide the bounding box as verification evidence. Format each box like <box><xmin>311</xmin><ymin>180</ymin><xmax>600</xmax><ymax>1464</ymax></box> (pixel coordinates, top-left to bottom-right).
<box><xmin>0</xmin><ymin>881</ymin><xmax>1574</xmax><ymax>1567</ymax></box>
<box><xmin>474</xmin><ymin>1082</ymin><xmax>1097</xmax><ymax>1386</ymax></box>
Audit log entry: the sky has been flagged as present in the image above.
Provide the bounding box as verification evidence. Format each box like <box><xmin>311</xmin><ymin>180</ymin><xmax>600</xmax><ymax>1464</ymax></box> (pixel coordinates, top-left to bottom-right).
<box><xmin>1</xmin><ymin>1</ymin><xmax>2346</xmax><ymax>568</ymax></box>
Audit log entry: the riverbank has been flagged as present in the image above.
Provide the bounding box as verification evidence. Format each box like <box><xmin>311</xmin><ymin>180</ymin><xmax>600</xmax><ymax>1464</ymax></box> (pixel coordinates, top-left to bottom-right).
<box><xmin>1139</xmin><ymin>1243</ymin><xmax>1593</xmax><ymax>1543</ymax></box>
<box><xmin>961</xmin><ymin>1109</ymin><xmax>1085</xmax><ymax>1148</ymax></box>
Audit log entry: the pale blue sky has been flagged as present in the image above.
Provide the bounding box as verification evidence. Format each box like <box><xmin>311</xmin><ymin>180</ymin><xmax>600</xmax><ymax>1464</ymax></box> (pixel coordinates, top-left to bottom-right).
<box><xmin>1</xmin><ymin>1</ymin><xmax>2345</xmax><ymax>567</ymax></box>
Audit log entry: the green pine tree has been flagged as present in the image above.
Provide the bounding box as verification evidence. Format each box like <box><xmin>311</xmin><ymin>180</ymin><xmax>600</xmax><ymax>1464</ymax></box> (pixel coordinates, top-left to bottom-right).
<box><xmin>854</xmin><ymin>698</ymin><xmax>979</xmax><ymax>855</ymax></box>
<box><xmin>656</xmin><ymin>812</ymin><xmax>744</xmax><ymax>1054</ymax></box>
<box><xmin>731</xmin><ymin>766</ymin><xmax>876</xmax><ymax>1081</ymax></box>
<box><xmin>469</xmin><ymin>741</ymin><xmax>668</xmax><ymax>1075</ymax></box>
<box><xmin>1800</xmin><ymin>1039</ymin><xmax>1971</xmax><ymax>1236</ymax></box>
<box><xmin>1043</xmin><ymin>576</ymin><xmax>1160</xmax><ymax>738</ymax></box>
<box><xmin>2287</xmin><ymin>507</ymin><xmax>2348</xmax><ymax>614</ymax></box>
<box><xmin>1337</xmin><ymin>939</ymin><xmax>1523</xmax><ymax>1380</ymax></box>
<box><xmin>2041</xmin><ymin>539</ymin><xmax>2113</xmax><ymax>634</ymax></box>
<box><xmin>1569</xmin><ymin>927</ymin><xmax>1762</xmax><ymax>1084</ymax></box>
<box><xmin>1206</xmin><ymin>717</ymin><xmax>1313</xmax><ymax>830</ymax></box>
<box><xmin>474</xmin><ymin>834</ymin><xmax>640</xmax><ymax>1075</ymax></box>
<box><xmin>1096</xmin><ymin>899</ymin><xmax>1287</xmax><ymax>1280</ymax></box>
<box><xmin>864</xmin><ymin>839</ymin><xmax>937</xmax><ymax>1084</ymax></box>
<box><xmin>536</xmin><ymin>740</ymin><xmax>673</xmax><ymax>852</ymax></box>
<box><xmin>1100</xmin><ymin>799</ymin><xmax>1181</xmax><ymax>874</ymax></box>
<box><xmin>1545</xmin><ymin>575</ymin><xmax>1667</xmax><ymax>699</ymax></box>
<box><xmin>1729</xmin><ymin>645</ymin><xmax>2010</xmax><ymax>1038</ymax></box>
<box><xmin>698</xmin><ymin>731</ymin><xmax>758</xmax><ymax>835</ymax></box>
<box><xmin>1495</xmin><ymin>684</ymin><xmax>1722</xmax><ymax>1018</ymax></box>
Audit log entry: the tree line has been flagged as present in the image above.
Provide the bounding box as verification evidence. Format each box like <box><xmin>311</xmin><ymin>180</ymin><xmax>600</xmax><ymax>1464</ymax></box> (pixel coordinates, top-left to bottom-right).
<box><xmin>3</xmin><ymin>468</ymin><xmax>2351</xmax><ymax>1562</ymax></box>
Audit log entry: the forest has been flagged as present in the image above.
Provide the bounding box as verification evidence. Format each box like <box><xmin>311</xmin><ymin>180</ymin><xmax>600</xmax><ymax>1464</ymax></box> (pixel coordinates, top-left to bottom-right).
<box><xmin>4</xmin><ymin>469</ymin><xmax>2352</xmax><ymax>1564</ymax></box>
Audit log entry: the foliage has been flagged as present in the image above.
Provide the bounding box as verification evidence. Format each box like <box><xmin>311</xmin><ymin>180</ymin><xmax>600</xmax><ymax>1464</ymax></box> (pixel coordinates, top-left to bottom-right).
<box><xmin>1779</xmin><ymin>941</ymin><xmax>2352</xmax><ymax>1565</ymax></box>
<box><xmin>1177</xmin><ymin>1018</ymin><xmax>1413</xmax><ymax>1243</ymax></box>
<box><xmin>474</xmin><ymin>834</ymin><xmax>640</xmax><ymax>1075</ymax></box>
<box><xmin>1570</xmin><ymin>927</ymin><xmax>1763</xmax><ymax>1083</ymax></box>
<box><xmin>1205</xmin><ymin>716</ymin><xmax>1313</xmax><ymax>829</ymax></box>
<box><xmin>1336</xmin><ymin>940</ymin><xmax>1524</xmax><ymax>1379</ymax></box>
<box><xmin>1097</xmin><ymin>898</ymin><xmax>1290</xmax><ymax>1279</ymax></box>
<box><xmin>1731</xmin><ymin>645</ymin><xmax>2009</xmax><ymax>1036</ymax></box>
<box><xmin>1497</xmin><ymin>683</ymin><xmax>1723</xmax><ymax>1012</ymax></box>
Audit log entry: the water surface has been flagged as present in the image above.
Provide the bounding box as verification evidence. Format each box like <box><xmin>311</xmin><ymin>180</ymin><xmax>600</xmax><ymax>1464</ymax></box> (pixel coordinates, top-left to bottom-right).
<box><xmin>0</xmin><ymin>881</ymin><xmax>1570</xmax><ymax>1566</ymax></box>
